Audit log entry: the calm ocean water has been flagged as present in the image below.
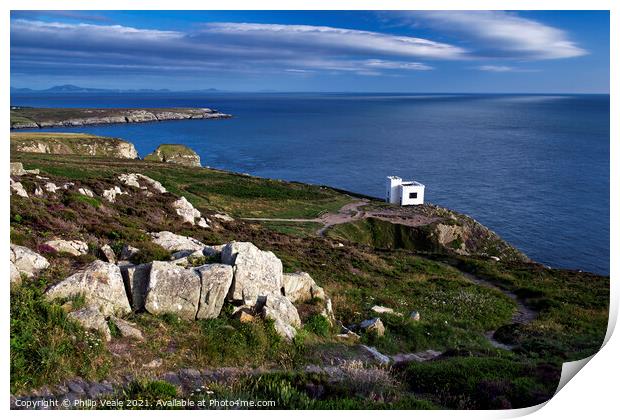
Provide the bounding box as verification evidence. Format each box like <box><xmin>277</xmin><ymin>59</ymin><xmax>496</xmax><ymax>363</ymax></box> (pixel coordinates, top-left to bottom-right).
<box><xmin>10</xmin><ymin>93</ymin><xmax>610</xmax><ymax>275</ymax></box>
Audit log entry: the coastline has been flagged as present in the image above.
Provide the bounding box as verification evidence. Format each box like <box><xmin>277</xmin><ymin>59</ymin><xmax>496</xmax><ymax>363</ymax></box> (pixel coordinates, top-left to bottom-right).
<box><xmin>10</xmin><ymin>107</ymin><xmax>232</xmax><ymax>129</ymax></box>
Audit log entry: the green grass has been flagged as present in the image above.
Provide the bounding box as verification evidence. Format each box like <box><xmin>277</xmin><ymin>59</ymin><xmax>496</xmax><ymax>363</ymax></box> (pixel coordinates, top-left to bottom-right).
<box><xmin>10</xmin><ymin>280</ymin><xmax>110</xmax><ymax>394</ymax></box>
<box><xmin>258</xmin><ymin>221</ymin><xmax>322</xmax><ymax>237</ymax></box>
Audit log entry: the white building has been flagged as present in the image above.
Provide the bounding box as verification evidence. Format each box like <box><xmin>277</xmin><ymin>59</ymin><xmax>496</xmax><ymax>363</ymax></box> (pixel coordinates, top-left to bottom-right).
<box><xmin>386</xmin><ymin>176</ymin><xmax>425</xmax><ymax>206</ymax></box>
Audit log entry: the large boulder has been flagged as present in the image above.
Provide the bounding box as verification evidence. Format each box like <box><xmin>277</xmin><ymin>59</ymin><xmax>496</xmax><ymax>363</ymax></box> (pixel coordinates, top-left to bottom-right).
<box><xmin>282</xmin><ymin>272</ymin><xmax>326</xmax><ymax>303</ymax></box>
<box><xmin>10</xmin><ymin>244</ymin><xmax>50</xmax><ymax>283</ymax></box>
<box><xmin>120</xmin><ymin>263</ymin><xmax>151</xmax><ymax>312</ymax></box>
<box><xmin>68</xmin><ymin>306</ymin><xmax>112</xmax><ymax>342</ymax></box>
<box><xmin>45</xmin><ymin>260</ymin><xmax>131</xmax><ymax>317</ymax></box>
<box><xmin>149</xmin><ymin>231</ymin><xmax>207</xmax><ymax>253</ymax></box>
<box><xmin>171</xmin><ymin>197</ymin><xmax>204</xmax><ymax>226</ymax></box>
<box><xmin>261</xmin><ymin>293</ymin><xmax>301</xmax><ymax>341</ymax></box>
<box><xmin>43</xmin><ymin>239</ymin><xmax>88</xmax><ymax>256</ymax></box>
<box><xmin>194</xmin><ymin>264</ymin><xmax>234</xmax><ymax>319</ymax></box>
<box><xmin>10</xmin><ymin>179</ymin><xmax>29</xmax><ymax>198</ymax></box>
<box><xmin>144</xmin><ymin>261</ymin><xmax>201</xmax><ymax>320</ymax></box>
<box><xmin>221</xmin><ymin>242</ymin><xmax>283</xmax><ymax>306</ymax></box>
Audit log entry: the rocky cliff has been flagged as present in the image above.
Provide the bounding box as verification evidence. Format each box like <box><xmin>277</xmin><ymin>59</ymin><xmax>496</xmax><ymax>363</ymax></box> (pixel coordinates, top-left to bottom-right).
<box><xmin>10</xmin><ymin>133</ymin><xmax>138</xmax><ymax>159</ymax></box>
<box><xmin>144</xmin><ymin>144</ymin><xmax>201</xmax><ymax>167</ymax></box>
<box><xmin>10</xmin><ymin>107</ymin><xmax>231</xmax><ymax>129</ymax></box>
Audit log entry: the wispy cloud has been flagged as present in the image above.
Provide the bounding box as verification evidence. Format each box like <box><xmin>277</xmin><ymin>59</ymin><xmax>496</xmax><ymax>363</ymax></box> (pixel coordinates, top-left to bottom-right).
<box><xmin>388</xmin><ymin>11</ymin><xmax>587</xmax><ymax>60</ymax></box>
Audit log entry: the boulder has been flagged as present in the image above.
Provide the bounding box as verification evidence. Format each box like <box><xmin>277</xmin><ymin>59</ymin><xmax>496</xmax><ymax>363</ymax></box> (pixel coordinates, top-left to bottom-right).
<box><xmin>43</xmin><ymin>239</ymin><xmax>89</xmax><ymax>256</ymax></box>
<box><xmin>194</xmin><ymin>264</ymin><xmax>234</xmax><ymax>319</ymax></box>
<box><xmin>118</xmin><ymin>173</ymin><xmax>167</xmax><ymax>194</ymax></box>
<box><xmin>110</xmin><ymin>316</ymin><xmax>144</xmax><ymax>340</ymax></box>
<box><xmin>171</xmin><ymin>197</ymin><xmax>203</xmax><ymax>225</ymax></box>
<box><xmin>359</xmin><ymin>318</ymin><xmax>385</xmax><ymax>337</ymax></box>
<box><xmin>44</xmin><ymin>182</ymin><xmax>60</xmax><ymax>193</ymax></box>
<box><xmin>120</xmin><ymin>244</ymin><xmax>140</xmax><ymax>260</ymax></box>
<box><xmin>10</xmin><ymin>244</ymin><xmax>50</xmax><ymax>281</ymax></box>
<box><xmin>409</xmin><ymin>311</ymin><xmax>421</xmax><ymax>321</ymax></box>
<box><xmin>78</xmin><ymin>187</ymin><xmax>94</xmax><ymax>197</ymax></box>
<box><xmin>100</xmin><ymin>244</ymin><xmax>116</xmax><ymax>264</ymax></box>
<box><xmin>68</xmin><ymin>306</ymin><xmax>112</xmax><ymax>342</ymax></box>
<box><xmin>10</xmin><ymin>262</ymin><xmax>22</xmax><ymax>285</ymax></box>
<box><xmin>10</xmin><ymin>162</ymin><xmax>26</xmax><ymax>176</ymax></box>
<box><xmin>212</xmin><ymin>213</ymin><xmax>234</xmax><ymax>222</ymax></box>
<box><xmin>371</xmin><ymin>305</ymin><xmax>399</xmax><ymax>315</ymax></box>
<box><xmin>102</xmin><ymin>186</ymin><xmax>125</xmax><ymax>203</ymax></box>
<box><xmin>144</xmin><ymin>261</ymin><xmax>201</xmax><ymax>320</ymax></box>
<box><xmin>282</xmin><ymin>272</ymin><xmax>325</xmax><ymax>303</ymax></box>
<box><xmin>221</xmin><ymin>242</ymin><xmax>283</xmax><ymax>305</ymax></box>
<box><xmin>10</xmin><ymin>179</ymin><xmax>29</xmax><ymax>198</ymax></box>
<box><xmin>261</xmin><ymin>293</ymin><xmax>301</xmax><ymax>340</ymax></box>
<box><xmin>360</xmin><ymin>345</ymin><xmax>390</xmax><ymax>365</ymax></box>
<box><xmin>120</xmin><ymin>263</ymin><xmax>151</xmax><ymax>311</ymax></box>
<box><xmin>46</xmin><ymin>260</ymin><xmax>131</xmax><ymax>316</ymax></box>
<box><xmin>149</xmin><ymin>231</ymin><xmax>206</xmax><ymax>253</ymax></box>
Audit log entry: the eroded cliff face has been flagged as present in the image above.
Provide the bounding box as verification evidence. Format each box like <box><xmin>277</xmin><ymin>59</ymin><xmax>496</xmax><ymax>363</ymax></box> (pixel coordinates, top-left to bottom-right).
<box><xmin>10</xmin><ymin>133</ymin><xmax>138</xmax><ymax>159</ymax></box>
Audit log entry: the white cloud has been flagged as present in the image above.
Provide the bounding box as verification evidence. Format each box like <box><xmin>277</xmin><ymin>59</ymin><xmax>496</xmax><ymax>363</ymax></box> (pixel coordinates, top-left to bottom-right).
<box><xmin>477</xmin><ymin>65</ymin><xmax>515</xmax><ymax>72</ymax></box>
<box><xmin>399</xmin><ymin>11</ymin><xmax>587</xmax><ymax>60</ymax></box>
<box><xmin>364</xmin><ymin>59</ymin><xmax>433</xmax><ymax>70</ymax></box>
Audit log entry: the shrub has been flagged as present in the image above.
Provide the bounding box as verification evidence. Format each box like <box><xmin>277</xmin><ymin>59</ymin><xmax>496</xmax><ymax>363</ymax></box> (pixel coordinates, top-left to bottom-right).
<box><xmin>304</xmin><ymin>314</ymin><xmax>331</xmax><ymax>337</ymax></box>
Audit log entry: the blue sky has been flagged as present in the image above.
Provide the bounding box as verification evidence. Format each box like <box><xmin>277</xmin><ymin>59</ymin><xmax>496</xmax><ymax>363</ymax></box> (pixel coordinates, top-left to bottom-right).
<box><xmin>10</xmin><ymin>10</ymin><xmax>609</xmax><ymax>93</ymax></box>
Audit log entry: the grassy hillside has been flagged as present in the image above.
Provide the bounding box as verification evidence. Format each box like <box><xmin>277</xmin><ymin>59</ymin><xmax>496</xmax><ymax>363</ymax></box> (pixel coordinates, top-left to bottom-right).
<box><xmin>10</xmin><ymin>149</ymin><xmax>609</xmax><ymax>409</ymax></box>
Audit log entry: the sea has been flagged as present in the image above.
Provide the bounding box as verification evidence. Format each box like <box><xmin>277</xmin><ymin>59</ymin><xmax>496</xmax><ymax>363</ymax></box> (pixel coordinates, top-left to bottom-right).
<box><xmin>10</xmin><ymin>92</ymin><xmax>610</xmax><ymax>275</ymax></box>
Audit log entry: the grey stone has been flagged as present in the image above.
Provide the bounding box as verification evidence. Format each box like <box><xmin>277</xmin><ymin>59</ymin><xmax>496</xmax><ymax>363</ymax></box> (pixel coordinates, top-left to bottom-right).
<box><xmin>43</xmin><ymin>239</ymin><xmax>89</xmax><ymax>256</ymax></box>
<box><xmin>149</xmin><ymin>231</ymin><xmax>206</xmax><ymax>253</ymax></box>
<box><xmin>46</xmin><ymin>260</ymin><xmax>131</xmax><ymax>317</ymax></box>
<box><xmin>194</xmin><ymin>264</ymin><xmax>234</xmax><ymax>319</ymax></box>
<box><xmin>10</xmin><ymin>244</ymin><xmax>50</xmax><ymax>281</ymax></box>
<box><xmin>359</xmin><ymin>318</ymin><xmax>385</xmax><ymax>337</ymax></box>
<box><xmin>144</xmin><ymin>261</ymin><xmax>201</xmax><ymax>320</ymax></box>
<box><xmin>110</xmin><ymin>316</ymin><xmax>144</xmax><ymax>340</ymax></box>
<box><xmin>261</xmin><ymin>293</ymin><xmax>301</xmax><ymax>340</ymax></box>
<box><xmin>282</xmin><ymin>271</ymin><xmax>325</xmax><ymax>303</ymax></box>
<box><xmin>68</xmin><ymin>306</ymin><xmax>111</xmax><ymax>342</ymax></box>
<box><xmin>100</xmin><ymin>244</ymin><xmax>116</xmax><ymax>264</ymax></box>
<box><xmin>120</xmin><ymin>263</ymin><xmax>151</xmax><ymax>311</ymax></box>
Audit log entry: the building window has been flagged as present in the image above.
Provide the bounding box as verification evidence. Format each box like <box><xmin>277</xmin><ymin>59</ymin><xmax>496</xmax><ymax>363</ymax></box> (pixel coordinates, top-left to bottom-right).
<box><xmin>409</xmin><ymin>192</ymin><xmax>417</xmax><ymax>199</ymax></box>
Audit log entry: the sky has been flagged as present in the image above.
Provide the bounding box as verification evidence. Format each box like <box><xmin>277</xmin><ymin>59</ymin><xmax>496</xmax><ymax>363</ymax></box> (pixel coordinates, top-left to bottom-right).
<box><xmin>10</xmin><ymin>10</ymin><xmax>610</xmax><ymax>93</ymax></box>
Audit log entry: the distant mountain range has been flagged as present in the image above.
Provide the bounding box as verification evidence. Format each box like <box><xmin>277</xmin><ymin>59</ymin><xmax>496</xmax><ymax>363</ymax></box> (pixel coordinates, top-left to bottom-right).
<box><xmin>10</xmin><ymin>85</ymin><xmax>222</xmax><ymax>94</ymax></box>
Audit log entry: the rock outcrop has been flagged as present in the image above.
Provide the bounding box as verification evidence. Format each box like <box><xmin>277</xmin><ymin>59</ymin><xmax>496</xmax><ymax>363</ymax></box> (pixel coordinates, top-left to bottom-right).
<box><xmin>120</xmin><ymin>263</ymin><xmax>151</xmax><ymax>312</ymax></box>
<box><xmin>282</xmin><ymin>272</ymin><xmax>326</xmax><ymax>303</ymax></box>
<box><xmin>43</xmin><ymin>239</ymin><xmax>89</xmax><ymax>256</ymax></box>
<box><xmin>10</xmin><ymin>244</ymin><xmax>50</xmax><ymax>284</ymax></box>
<box><xmin>102</xmin><ymin>186</ymin><xmax>126</xmax><ymax>203</ymax></box>
<box><xmin>68</xmin><ymin>306</ymin><xmax>112</xmax><ymax>342</ymax></box>
<box><xmin>222</xmin><ymin>242</ymin><xmax>283</xmax><ymax>306</ymax></box>
<box><xmin>194</xmin><ymin>264</ymin><xmax>234</xmax><ymax>319</ymax></box>
<box><xmin>144</xmin><ymin>144</ymin><xmax>201</xmax><ymax>167</ymax></box>
<box><xmin>117</xmin><ymin>173</ymin><xmax>167</xmax><ymax>194</ymax></box>
<box><xmin>262</xmin><ymin>293</ymin><xmax>302</xmax><ymax>341</ymax></box>
<box><xmin>144</xmin><ymin>261</ymin><xmax>202</xmax><ymax>320</ymax></box>
<box><xmin>360</xmin><ymin>318</ymin><xmax>385</xmax><ymax>337</ymax></box>
<box><xmin>10</xmin><ymin>179</ymin><xmax>29</xmax><ymax>198</ymax></box>
<box><xmin>149</xmin><ymin>231</ymin><xmax>207</xmax><ymax>253</ymax></box>
<box><xmin>10</xmin><ymin>133</ymin><xmax>138</xmax><ymax>159</ymax></box>
<box><xmin>45</xmin><ymin>260</ymin><xmax>131</xmax><ymax>317</ymax></box>
<box><xmin>171</xmin><ymin>197</ymin><xmax>208</xmax><ymax>226</ymax></box>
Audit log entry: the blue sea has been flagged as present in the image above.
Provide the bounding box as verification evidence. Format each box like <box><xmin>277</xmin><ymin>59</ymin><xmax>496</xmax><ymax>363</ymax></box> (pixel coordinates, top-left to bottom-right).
<box><xmin>10</xmin><ymin>92</ymin><xmax>610</xmax><ymax>275</ymax></box>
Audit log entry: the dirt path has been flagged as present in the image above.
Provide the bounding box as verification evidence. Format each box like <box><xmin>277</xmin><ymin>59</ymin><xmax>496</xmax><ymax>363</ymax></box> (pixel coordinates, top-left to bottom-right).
<box><xmin>243</xmin><ymin>199</ymin><xmax>437</xmax><ymax>236</ymax></box>
<box><xmin>460</xmin><ymin>271</ymin><xmax>538</xmax><ymax>350</ymax></box>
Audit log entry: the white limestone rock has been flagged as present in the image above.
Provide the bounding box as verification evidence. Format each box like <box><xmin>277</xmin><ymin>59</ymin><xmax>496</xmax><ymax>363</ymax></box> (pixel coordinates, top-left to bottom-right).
<box><xmin>43</xmin><ymin>239</ymin><xmax>89</xmax><ymax>256</ymax></box>
<box><xmin>10</xmin><ymin>179</ymin><xmax>29</xmax><ymax>198</ymax></box>
<box><xmin>282</xmin><ymin>272</ymin><xmax>326</xmax><ymax>303</ymax></box>
<box><xmin>10</xmin><ymin>244</ymin><xmax>50</xmax><ymax>281</ymax></box>
<box><xmin>144</xmin><ymin>261</ymin><xmax>201</xmax><ymax>320</ymax></box>
<box><xmin>194</xmin><ymin>264</ymin><xmax>234</xmax><ymax>319</ymax></box>
<box><xmin>221</xmin><ymin>242</ymin><xmax>283</xmax><ymax>306</ymax></box>
<box><xmin>68</xmin><ymin>306</ymin><xmax>112</xmax><ymax>342</ymax></box>
<box><xmin>149</xmin><ymin>231</ymin><xmax>207</xmax><ymax>253</ymax></box>
<box><xmin>45</xmin><ymin>260</ymin><xmax>131</xmax><ymax>317</ymax></box>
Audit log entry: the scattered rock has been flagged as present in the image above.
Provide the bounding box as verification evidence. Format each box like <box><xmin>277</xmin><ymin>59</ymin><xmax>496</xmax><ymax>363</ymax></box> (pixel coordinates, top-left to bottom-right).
<box><xmin>143</xmin><ymin>358</ymin><xmax>163</xmax><ymax>369</ymax></box>
<box><xmin>360</xmin><ymin>345</ymin><xmax>390</xmax><ymax>365</ymax></box>
<box><xmin>371</xmin><ymin>305</ymin><xmax>399</xmax><ymax>315</ymax></box>
<box><xmin>212</xmin><ymin>213</ymin><xmax>234</xmax><ymax>222</ymax></box>
<box><xmin>194</xmin><ymin>264</ymin><xmax>234</xmax><ymax>319</ymax></box>
<box><xmin>261</xmin><ymin>293</ymin><xmax>301</xmax><ymax>340</ymax></box>
<box><xmin>44</xmin><ymin>182</ymin><xmax>60</xmax><ymax>193</ymax></box>
<box><xmin>222</xmin><ymin>242</ymin><xmax>283</xmax><ymax>306</ymax></box>
<box><xmin>171</xmin><ymin>197</ymin><xmax>203</xmax><ymax>225</ymax></box>
<box><xmin>197</xmin><ymin>217</ymin><xmax>210</xmax><ymax>228</ymax></box>
<box><xmin>409</xmin><ymin>311</ymin><xmax>421</xmax><ymax>321</ymax></box>
<box><xmin>78</xmin><ymin>187</ymin><xmax>94</xmax><ymax>197</ymax></box>
<box><xmin>100</xmin><ymin>244</ymin><xmax>116</xmax><ymax>264</ymax></box>
<box><xmin>359</xmin><ymin>318</ymin><xmax>385</xmax><ymax>337</ymax></box>
<box><xmin>10</xmin><ymin>244</ymin><xmax>50</xmax><ymax>282</ymax></box>
<box><xmin>145</xmin><ymin>261</ymin><xmax>201</xmax><ymax>320</ymax></box>
<box><xmin>43</xmin><ymin>239</ymin><xmax>89</xmax><ymax>256</ymax></box>
<box><xmin>120</xmin><ymin>244</ymin><xmax>140</xmax><ymax>260</ymax></box>
<box><xmin>118</xmin><ymin>173</ymin><xmax>167</xmax><ymax>193</ymax></box>
<box><xmin>46</xmin><ymin>260</ymin><xmax>131</xmax><ymax>317</ymax></box>
<box><xmin>10</xmin><ymin>179</ymin><xmax>29</xmax><ymax>198</ymax></box>
<box><xmin>120</xmin><ymin>263</ymin><xmax>151</xmax><ymax>312</ymax></box>
<box><xmin>282</xmin><ymin>271</ymin><xmax>325</xmax><ymax>303</ymax></box>
<box><xmin>68</xmin><ymin>306</ymin><xmax>111</xmax><ymax>342</ymax></box>
<box><xmin>390</xmin><ymin>350</ymin><xmax>441</xmax><ymax>364</ymax></box>
<box><xmin>149</xmin><ymin>231</ymin><xmax>207</xmax><ymax>253</ymax></box>
<box><xmin>110</xmin><ymin>316</ymin><xmax>144</xmax><ymax>340</ymax></box>
<box><xmin>102</xmin><ymin>186</ymin><xmax>126</xmax><ymax>203</ymax></box>
<box><xmin>10</xmin><ymin>162</ymin><xmax>39</xmax><ymax>176</ymax></box>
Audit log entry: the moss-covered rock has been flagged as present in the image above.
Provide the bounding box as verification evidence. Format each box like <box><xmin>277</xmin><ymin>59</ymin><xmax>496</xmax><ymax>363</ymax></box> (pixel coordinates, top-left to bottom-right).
<box><xmin>144</xmin><ymin>144</ymin><xmax>201</xmax><ymax>167</ymax></box>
